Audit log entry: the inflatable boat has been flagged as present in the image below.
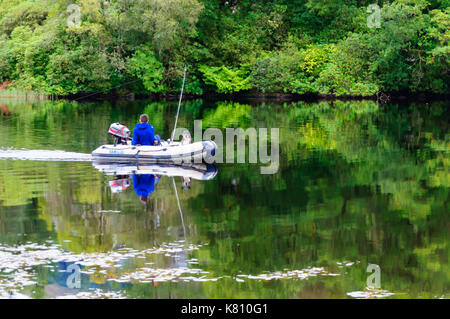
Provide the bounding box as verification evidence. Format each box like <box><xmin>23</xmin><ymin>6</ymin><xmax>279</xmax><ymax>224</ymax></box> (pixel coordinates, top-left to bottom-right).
<box><xmin>91</xmin><ymin>123</ymin><xmax>217</xmax><ymax>163</ymax></box>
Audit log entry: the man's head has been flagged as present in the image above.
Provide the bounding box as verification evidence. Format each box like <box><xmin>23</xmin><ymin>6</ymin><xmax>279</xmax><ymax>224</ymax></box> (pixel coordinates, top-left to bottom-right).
<box><xmin>139</xmin><ymin>114</ymin><xmax>149</xmax><ymax>123</ymax></box>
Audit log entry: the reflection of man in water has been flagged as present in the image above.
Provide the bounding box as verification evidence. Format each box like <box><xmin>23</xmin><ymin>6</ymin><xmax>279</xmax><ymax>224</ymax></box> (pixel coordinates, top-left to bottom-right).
<box><xmin>132</xmin><ymin>174</ymin><xmax>160</xmax><ymax>204</ymax></box>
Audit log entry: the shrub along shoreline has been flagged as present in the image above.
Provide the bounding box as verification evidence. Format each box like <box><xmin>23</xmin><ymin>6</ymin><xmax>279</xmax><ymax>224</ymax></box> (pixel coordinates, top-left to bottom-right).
<box><xmin>0</xmin><ymin>1</ymin><xmax>448</xmax><ymax>99</ymax></box>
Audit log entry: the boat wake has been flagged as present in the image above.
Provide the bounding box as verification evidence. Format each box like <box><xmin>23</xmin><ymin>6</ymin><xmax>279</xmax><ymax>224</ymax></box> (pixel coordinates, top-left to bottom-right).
<box><xmin>0</xmin><ymin>148</ymin><xmax>93</xmax><ymax>162</ymax></box>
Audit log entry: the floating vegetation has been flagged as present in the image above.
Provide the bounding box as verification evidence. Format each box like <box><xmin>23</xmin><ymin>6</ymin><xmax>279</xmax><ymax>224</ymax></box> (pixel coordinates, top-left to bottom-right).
<box><xmin>0</xmin><ymin>241</ymin><xmax>208</xmax><ymax>298</ymax></box>
<box><xmin>55</xmin><ymin>289</ymin><xmax>126</xmax><ymax>299</ymax></box>
<box><xmin>0</xmin><ymin>242</ymin><xmax>362</xmax><ymax>298</ymax></box>
<box><xmin>111</xmin><ymin>268</ymin><xmax>219</xmax><ymax>284</ymax></box>
<box><xmin>347</xmin><ymin>289</ymin><xmax>396</xmax><ymax>299</ymax></box>
<box><xmin>235</xmin><ymin>267</ymin><xmax>340</xmax><ymax>281</ymax></box>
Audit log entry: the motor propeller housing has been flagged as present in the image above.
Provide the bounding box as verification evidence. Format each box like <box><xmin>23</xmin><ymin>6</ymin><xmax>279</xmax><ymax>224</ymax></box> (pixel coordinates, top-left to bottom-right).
<box><xmin>108</xmin><ymin>123</ymin><xmax>130</xmax><ymax>145</ymax></box>
<box><xmin>108</xmin><ymin>123</ymin><xmax>130</xmax><ymax>139</ymax></box>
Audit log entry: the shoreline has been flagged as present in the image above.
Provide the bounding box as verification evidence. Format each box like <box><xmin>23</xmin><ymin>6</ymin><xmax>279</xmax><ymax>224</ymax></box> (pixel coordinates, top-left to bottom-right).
<box><xmin>1</xmin><ymin>89</ymin><xmax>449</xmax><ymax>103</ymax></box>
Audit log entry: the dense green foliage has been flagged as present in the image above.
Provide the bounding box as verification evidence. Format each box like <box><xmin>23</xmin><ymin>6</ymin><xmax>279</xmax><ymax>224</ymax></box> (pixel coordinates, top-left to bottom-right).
<box><xmin>0</xmin><ymin>0</ymin><xmax>448</xmax><ymax>96</ymax></box>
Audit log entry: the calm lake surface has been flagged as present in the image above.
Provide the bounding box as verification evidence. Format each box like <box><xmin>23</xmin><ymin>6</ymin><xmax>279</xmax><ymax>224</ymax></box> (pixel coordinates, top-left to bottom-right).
<box><xmin>0</xmin><ymin>98</ymin><xmax>448</xmax><ymax>299</ymax></box>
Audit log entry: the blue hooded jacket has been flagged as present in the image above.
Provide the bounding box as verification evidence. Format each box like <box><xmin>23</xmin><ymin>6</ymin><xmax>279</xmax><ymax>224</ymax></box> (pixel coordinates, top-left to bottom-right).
<box><xmin>132</xmin><ymin>123</ymin><xmax>155</xmax><ymax>146</ymax></box>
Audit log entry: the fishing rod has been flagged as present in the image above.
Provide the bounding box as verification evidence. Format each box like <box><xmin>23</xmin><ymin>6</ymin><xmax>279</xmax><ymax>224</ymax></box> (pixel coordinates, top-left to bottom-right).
<box><xmin>170</xmin><ymin>66</ymin><xmax>187</xmax><ymax>143</ymax></box>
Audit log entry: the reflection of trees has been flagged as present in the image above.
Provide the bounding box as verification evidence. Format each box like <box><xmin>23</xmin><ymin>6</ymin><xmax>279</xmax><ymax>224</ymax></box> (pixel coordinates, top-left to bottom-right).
<box><xmin>203</xmin><ymin>102</ymin><xmax>252</xmax><ymax>129</ymax></box>
<box><xmin>36</xmin><ymin>176</ymin><xmax>207</xmax><ymax>253</ymax></box>
<box><xmin>188</xmin><ymin>100</ymin><xmax>449</xmax><ymax>298</ymax></box>
<box><xmin>0</xmin><ymin>165</ymin><xmax>206</xmax><ymax>255</ymax></box>
<box><xmin>0</xmin><ymin>200</ymin><xmax>55</xmax><ymax>246</ymax></box>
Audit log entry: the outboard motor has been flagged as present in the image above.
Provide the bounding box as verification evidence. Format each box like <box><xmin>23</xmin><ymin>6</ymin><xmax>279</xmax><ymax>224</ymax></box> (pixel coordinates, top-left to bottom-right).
<box><xmin>108</xmin><ymin>123</ymin><xmax>130</xmax><ymax>145</ymax></box>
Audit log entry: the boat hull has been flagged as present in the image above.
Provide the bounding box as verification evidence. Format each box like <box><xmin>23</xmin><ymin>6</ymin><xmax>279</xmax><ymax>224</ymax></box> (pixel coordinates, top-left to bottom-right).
<box><xmin>91</xmin><ymin>141</ymin><xmax>217</xmax><ymax>164</ymax></box>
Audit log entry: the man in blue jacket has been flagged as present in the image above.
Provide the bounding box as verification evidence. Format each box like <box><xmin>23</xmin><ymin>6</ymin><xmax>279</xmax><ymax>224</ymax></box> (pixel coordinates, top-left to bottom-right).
<box><xmin>132</xmin><ymin>114</ymin><xmax>160</xmax><ymax>146</ymax></box>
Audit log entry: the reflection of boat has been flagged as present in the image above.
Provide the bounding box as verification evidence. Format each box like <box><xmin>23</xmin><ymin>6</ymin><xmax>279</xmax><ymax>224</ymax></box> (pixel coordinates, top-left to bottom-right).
<box><xmin>92</xmin><ymin>162</ymin><xmax>218</xmax><ymax>181</ymax></box>
<box><xmin>91</xmin><ymin>123</ymin><xmax>217</xmax><ymax>163</ymax></box>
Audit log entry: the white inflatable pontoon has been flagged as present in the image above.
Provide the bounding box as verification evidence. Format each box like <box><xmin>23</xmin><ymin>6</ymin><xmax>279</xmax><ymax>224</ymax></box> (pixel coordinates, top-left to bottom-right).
<box><xmin>91</xmin><ymin>140</ymin><xmax>217</xmax><ymax>163</ymax></box>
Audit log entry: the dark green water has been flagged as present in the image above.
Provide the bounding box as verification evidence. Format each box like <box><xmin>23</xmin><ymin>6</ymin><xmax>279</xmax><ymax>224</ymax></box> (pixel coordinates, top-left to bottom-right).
<box><xmin>0</xmin><ymin>98</ymin><xmax>448</xmax><ymax>299</ymax></box>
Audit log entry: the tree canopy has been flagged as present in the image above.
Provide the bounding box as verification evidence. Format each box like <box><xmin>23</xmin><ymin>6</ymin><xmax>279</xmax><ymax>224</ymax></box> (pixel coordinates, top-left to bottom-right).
<box><xmin>0</xmin><ymin>0</ymin><xmax>448</xmax><ymax>96</ymax></box>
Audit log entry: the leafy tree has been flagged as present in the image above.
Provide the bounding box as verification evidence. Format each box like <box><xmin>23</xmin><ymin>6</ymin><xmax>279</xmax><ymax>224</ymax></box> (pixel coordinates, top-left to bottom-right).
<box><xmin>128</xmin><ymin>47</ymin><xmax>165</xmax><ymax>93</ymax></box>
<box><xmin>0</xmin><ymin>0</ymin><xmax>448</xmax><ymax>95</ymax></box>
<box><xmin>198</xmin><ymin>64</ymin><xmax>252</xmax><ymax>93</ymax></box>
